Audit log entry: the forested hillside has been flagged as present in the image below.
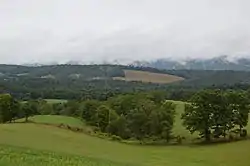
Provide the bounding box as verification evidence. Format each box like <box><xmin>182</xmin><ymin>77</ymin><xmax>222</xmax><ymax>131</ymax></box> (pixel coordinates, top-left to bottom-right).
<box><xmin>2</xmin><ymin>64</ymin><xmax>250</xmax><ymax>100</ymax></box>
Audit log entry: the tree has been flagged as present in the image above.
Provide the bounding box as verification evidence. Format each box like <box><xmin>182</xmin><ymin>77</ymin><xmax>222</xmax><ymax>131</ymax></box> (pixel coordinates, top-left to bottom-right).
<box><xmin>80</xmin><ymin>100</ymin><xmax>100</xmax><ymax>124</ymax></box>
<box><xmin>38</xmin><ymin>101</ymin><xmax>54</xmax><ymax>115</ymax></box>
<box><xmin>0</xmin><ymin>94</ymin><xmax>19</xmax><ymax>123</ymax></box>
<box><xmin>94</xmin><ymin>105</ymin><xmax>118</xmax><ymax>132</ymax></box>
<box><xmin>106</xmin><ymin>115</ymin><xmax>131</xmax><ymax>139</ymax></box>
<box><xmin>182</xmin><ymin>90</ymin><xmax>216</xmax><ymax>142</ymax></box>
<box><xmin>61</xmin><ymin>100</ymin><xmax>80</xmax><ymax>116</ymax></box>
<box><xmin>227</xmin><ymin>91</ymin><xmax>250</xmax><ymax>137</ymax></box>
<box><xmin>210</xmin><ymin>90</ymin><xmax>232</xmax><ymax>138</ymax></box>
<box><xmin>52</xmin><ymin>103</ymin><xmax>64</xmax><ymax>115</ymax></box>
<box><xmin>149</xmin><ymin>102</ymin><xmax>176</xmax><ymax>142</ymax></box>
<box><xmin>108</xmin><ymin>94</ymin><xmax>138</xmax><ymax>116</ymax></box>
<box><xmin>126</xmin><ymin>99</ymin><xmax>156</xmax><ymax>141</ymax></box>
<box><xmin>182</xmin><ymin>89</ymin><xmax>250</xmax><ymax>142</ymax></box>
<box><xmin>146</xmin><ymin>91</ymin><xmax>167</xmax><ymax>104</ymax></box>
<box><xmin>159</xmin><ymin>102</ymin><xmax>176</xmax><ymax>142</ymax></box>
<box><xmin>9</xmin><ymin>100</ymin><xmax>20</xmax><ymax>122</ymax></box>
<box><xmin>21</xmin><ymin>101</ymin><xmax>38</xmax><ymax>122</ymax></box>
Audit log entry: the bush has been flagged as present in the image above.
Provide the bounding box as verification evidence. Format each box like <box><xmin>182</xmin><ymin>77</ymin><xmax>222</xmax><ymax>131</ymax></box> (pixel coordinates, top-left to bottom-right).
<box><xmin>240</xmin><ymin>129</ymin><xmax>247</xmax><ymax>138</ymax></box>
<box><xmin>78</xmin><ymin>127</ymin><xmax>93</xmax><ymax>135</ymax></box>
<box><xmin>111</xmin><ymin>135</ymin><xmax>122</xmax><ymax>141</ymax></box>
<box><xmin>92</xmin><ymin>126</ymin><xmax>100</xmax><ymax>133</ymax></box>
<box><xmin>71</xmin><ymin>127</ymin><xmax>81</xmax><ymax>132</ymax></box>
<box><xmin>66</xmin><ymin>125</ymin><xmax>71</xmax><ymax>130</ymax></box>
<box><xmin>58</xmin><ymin>123</ymin><xmax>65</xmax><ymax>128</ymax></box>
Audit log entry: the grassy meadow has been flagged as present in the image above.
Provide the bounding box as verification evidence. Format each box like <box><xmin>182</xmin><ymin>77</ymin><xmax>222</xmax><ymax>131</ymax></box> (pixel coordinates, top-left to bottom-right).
<box><xmin>0</xmin><ymin>100</ymin><xmax>249</xmax><ymax>166</ymax></box>
<box><xmin>21</xmin><ymin>99</ymin><xmax>67</xmax><ymax>104</ymax></box>
<box><xmin>44</xmin><ymin>99</ymin><xmax>67</xmax><ymax>104</ymax></box>
<box><xmin>17</xmin><ymin>115</ymin><xmax>85</xmax><ymax>128</ymax></box>
<box><xmin>113</xmin><ymin>70</ymin><xmax>184</xmax><ymax>84</ymax></box>
<box><xmin>0</xmin><ymin>123</ymin><xmax>250</xmax><ymax>166</ymax></box>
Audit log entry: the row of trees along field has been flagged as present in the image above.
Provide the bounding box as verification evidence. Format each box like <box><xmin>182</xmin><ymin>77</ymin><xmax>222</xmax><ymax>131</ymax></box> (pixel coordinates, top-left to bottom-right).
<box><xmin>0</xmin><ymin>89</ymin><xmax>249</xmax><ymax>143</ymax></box>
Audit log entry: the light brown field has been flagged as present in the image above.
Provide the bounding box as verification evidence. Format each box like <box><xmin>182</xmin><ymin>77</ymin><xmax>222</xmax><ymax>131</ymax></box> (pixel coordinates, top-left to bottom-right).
<box><xmin>113</xmin><ymin>70</ymin><xmax>184</xmax><ymax>84</ymax></box>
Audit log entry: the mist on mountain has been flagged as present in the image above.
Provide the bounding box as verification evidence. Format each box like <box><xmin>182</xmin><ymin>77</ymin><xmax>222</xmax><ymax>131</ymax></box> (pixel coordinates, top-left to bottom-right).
<box><xmin>131</xmin><ymin>55</ymin><xmax>250</xmax><ymax>71</ymax></box>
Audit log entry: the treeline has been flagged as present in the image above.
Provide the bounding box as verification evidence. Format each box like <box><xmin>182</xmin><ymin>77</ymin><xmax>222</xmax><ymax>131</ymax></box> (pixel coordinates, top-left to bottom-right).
<box><xmin>0</xmin><ymin>89</ymin><xmax>249</xmax><ymax>143</ymax></box>
<box><xmin>3</xmin><ymin>64</ymin><xmax>250</xmax><ymax>102</ymax></box>
<box><xmin>0</xmin><ymin>91</ymin><xmax>176</xmax><ymax>142</ymax></box>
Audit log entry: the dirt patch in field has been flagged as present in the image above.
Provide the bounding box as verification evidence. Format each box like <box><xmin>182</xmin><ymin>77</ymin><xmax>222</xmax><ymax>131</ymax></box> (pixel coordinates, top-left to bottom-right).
<box><xmin>113</xmin><ymin>70</ymin><xmax>184</xmax><ymax>84</ymax></box>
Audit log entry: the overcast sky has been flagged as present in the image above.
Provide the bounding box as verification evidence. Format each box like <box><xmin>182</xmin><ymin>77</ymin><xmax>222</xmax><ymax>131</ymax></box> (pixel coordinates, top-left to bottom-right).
<box><xmin>1</xmin><ymin>0</ymin><xmax>250</xmax><ymax>64</ymax></box>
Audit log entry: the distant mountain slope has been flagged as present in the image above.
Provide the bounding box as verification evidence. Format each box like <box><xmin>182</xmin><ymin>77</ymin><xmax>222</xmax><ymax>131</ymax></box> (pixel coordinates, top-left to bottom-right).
<box><xmin>0</xmin><ymin>64</ymin><xmax>180</xmax><ymax>99</ymax></box>
<box><xmin>2</xmin><ymin>64</ymin><xmax>250</xmax><ymax>100</ymax></box>
<box><xmin>132</xmin><ymin>55</ymin><xmax>250</xmax><ymax>71</ymax></box>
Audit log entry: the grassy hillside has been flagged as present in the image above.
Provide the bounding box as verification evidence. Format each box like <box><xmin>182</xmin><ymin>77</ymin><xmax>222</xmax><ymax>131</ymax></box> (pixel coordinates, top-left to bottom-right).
<box><xmin>0</xmin><ymin>123</ymin><xmax>250</xmax><ymax>166</ymax></box>
<box><xmin>171</xmin><ymin>101</ymin><xmax>195</xmax><ymax>140</ymax></box>
<box><xmin>45</xmin><ymin>99</ymin><xmax>67</xmax><ymax>104</ymax></box>
<box><xmin>17</xmin><ymin>115</ymin><xmax>85</xmax><ymax>128</ymax></box>
<box><xmin>1</xmin><ymin>101</ymin><xmax>249</xmax><ymax>166</ymax></box>
<box><xmin>113</xmin><ymin>70</ymin><xmax>184</xmax><ymax>84</ymax></box>
<box><xmin>0</xmin><ymin>145</ymin><xmax>128</xmax><ymax>166</ymax></box>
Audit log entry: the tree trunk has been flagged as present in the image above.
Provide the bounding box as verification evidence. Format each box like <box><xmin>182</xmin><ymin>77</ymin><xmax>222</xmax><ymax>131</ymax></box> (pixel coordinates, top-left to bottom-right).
<box><xmin>205</xmin><ymin>128</ymin><xmax>211</xmax><ymax>142</ymax></box>
<box><xmin>223</xmin><ymin>128</ymin><xmax>226</xmax><ymax>139</ymax></box>
<box><xmin>25</xmin><ymin>116</ymin><xmax>28</xmax><ymax>122</ymax></box>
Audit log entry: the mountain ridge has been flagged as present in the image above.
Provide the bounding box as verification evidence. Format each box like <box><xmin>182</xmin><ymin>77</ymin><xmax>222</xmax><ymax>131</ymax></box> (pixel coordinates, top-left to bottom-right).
<box><xmin>13</xmin><ymin>55</ymin><xmax>250</xmax><ymax>71</ymax></box>
<box><xmin>131</xmin><ymin>55</ymin><xmax>250</xmax><ymax>71</ymax></box>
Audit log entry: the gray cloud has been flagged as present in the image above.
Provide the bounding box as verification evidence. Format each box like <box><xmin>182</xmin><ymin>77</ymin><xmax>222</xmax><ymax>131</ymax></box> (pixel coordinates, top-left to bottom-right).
<box><xmin>1</xmin><ymin>0</ymin><xmax>250</xmax><ymax>64</ymax></box>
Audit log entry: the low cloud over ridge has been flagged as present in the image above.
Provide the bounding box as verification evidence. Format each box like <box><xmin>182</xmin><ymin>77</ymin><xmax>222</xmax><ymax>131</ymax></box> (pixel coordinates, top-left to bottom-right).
<box><xmin>1</xmin><ymin>0</ymin><xmax>250</xmax><ymax>64</ymax></box>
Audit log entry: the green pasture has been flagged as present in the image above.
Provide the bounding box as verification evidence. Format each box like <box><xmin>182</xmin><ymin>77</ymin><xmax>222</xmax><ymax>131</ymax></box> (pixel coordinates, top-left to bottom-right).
<box><xmin>0</xmin><ymin>123</ymin><xmax>249</xmax><ymax>166</ymax></box>
<box><xmin>17</xmin><ymin>115</ymin><xmax>85</xmax><ymax>128</ymax></box>
<box><xmin>0</xmin><ymin>100</ymin><xmax>249</xmax><ymax>166</ymax></box>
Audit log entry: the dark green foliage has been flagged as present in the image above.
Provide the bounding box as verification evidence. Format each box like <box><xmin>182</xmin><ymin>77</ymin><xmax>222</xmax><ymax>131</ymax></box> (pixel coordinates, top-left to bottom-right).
<box><xmin>111</xmin><ymin>135</ymin><xmax>122</xmax><ymax>141</ymax></box>
<box><xmin>61</xmin><ymin>101</ymin><xmax>80</xmax><ymax>116</ymax></box>
<box><xmin>226</xmin><ymin>91</ymin><xmax>250</xmax><ymax>135</ymax></box>
<box><xmin>126</xmin><ymin>99</ymin><xmax>156</xmax><ymax>140</ymax></box>
<box><xmin>51</xmin><ymin>103</ymin><xmax>64</xmax><ymax>115</ymax></box>
<box><xmin>182</xmin><ymin>90</ymin><xmax>214</xmax><ymax>141</ymax></box>
<box><xmin>94</xmin><ymin>105</ymin><xmax>118</xmax><ymax>132</ymax></box>
<box><xmin>182</xmin><ymin>89</ymin><xmax>250</xmax><ymax>142</ymax></box>
<box><xmin>108</xmin><ymin>94</ymin><xmax>140</xmax><ymax>116</ymax></box>
<box><xmin>2</xmin><ymin>87</ymin><xmax>249</xmax><ymax>145</ymax></box>
<box><xmin>106</xmin><ymin>115</ymin><xmax>131</xmax><ymax>139</ymax></box>
<box><xmin>149</xmin><ymin>102</ymin><xmax>176</xmax><ymax>142</ymax></box>
<box><xmin>38</xmin><ymin>101</ymin><xmax>54</xmax><ymax>115</ymax></box>
<box><xmin>80</xmin><ymin>100</ymin><xmax>100</xmax><ymax>124</ymax></box>
<box><xmin>21</xmin><ymin>100</ymin><xmax>38</xmax><ymax>122</ymax></box>
<box><xmin>0</xmin><ymin>94</ymin><xmax>20</xmax><ymax>123</ymax></box>
<box><xmin>106</xmin><ymin>95</ymin><xmax>176</xmax><ymax>142</ymax></box>
<box><xmin>75</xmin><ymin>92</ymin><xmax>177</xmax><ymax>142</ymax></box>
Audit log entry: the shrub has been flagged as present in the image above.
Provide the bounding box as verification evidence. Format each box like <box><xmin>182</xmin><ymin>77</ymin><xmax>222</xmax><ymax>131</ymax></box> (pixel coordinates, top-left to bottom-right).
<box><xmin>240</xmin><ymin>129</ymin><xmax>247</xmax><ymax>138</ymax></box>
<box><xmin>111</xmin><ymin>135</ymin><xmax>122</xmax><ymax>141</ymax></box>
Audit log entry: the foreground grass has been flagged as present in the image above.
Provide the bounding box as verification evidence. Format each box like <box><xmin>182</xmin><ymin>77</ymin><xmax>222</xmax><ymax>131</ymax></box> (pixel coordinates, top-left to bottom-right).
<box><xmin>0</xmin><ymin>145</ymin><xmax>130</xmax><ymax>166</ymax></box>
<box><xmin>0</xmin><ymin>123</ymin><xmax>250</xmax><ymax>166</ymax></box>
